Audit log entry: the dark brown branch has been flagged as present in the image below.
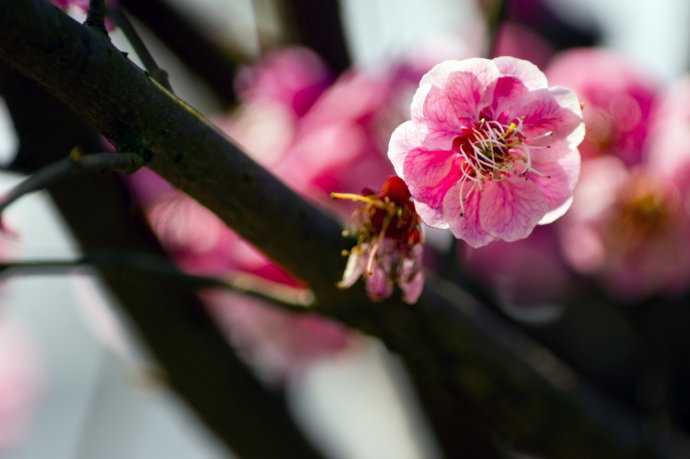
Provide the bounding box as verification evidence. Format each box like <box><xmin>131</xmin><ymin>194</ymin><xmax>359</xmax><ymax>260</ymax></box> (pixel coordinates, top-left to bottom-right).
<box><xmin>109</xmin><ymin>8</ymin><xmax>172</xmax><ymax>92</ymax></box>
<box><xmin>0</xmin><ymin>151</ymin><xmax>143</xmax><ymax>214</ymax></box>
<box><xmin>0</xmin><ymin>254</ymin><xmax>314</xmax><ymax>310</ymax></box>
<box><xmin>85</xmin><ymin>0</ymin><xmax>107</xmax><ymax>34</ymax></box>
<box><xmin>0</xmin><ymin>36</ymin><xmax>321</xmax><ymax>459</ymax></box>
<box><xmin>0</xmin><ymin>2</ymin><xmax>686</xmax><ymax>457</ymax></box>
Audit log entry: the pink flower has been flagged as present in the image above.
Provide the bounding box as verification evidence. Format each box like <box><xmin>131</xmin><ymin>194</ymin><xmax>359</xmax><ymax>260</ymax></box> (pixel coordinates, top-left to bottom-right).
<box><xmin>560</xmin><ymin>156</ymin><xmax>690</xmax><ymax>300</ymax></box>
<box><xmin>235</xmin><ymin>47</ymin><xmax>332</xmax><ymax>118</ymax></box>
<box><xmin>493</xmin><ymin>23</ymin><xmax>554</xmax><ymax>69</ymax></box>
<box><xmin>388</xmin><ymin>57</ymin><xmax>584</xmax><ymax>248</ymax></box>
<box><xmin>645</xmin><ymin>77</ymin><xmax>690</xmax><ymax>180</ymax></box>
<box><xmin>334</xmin><ymin>177</ymin><xmax>425</xmax><ymax>304</ymax></box>
<box><xmin>547</xmin><ymin>48</ymin><xmax>657</xmax><ymax>166</ymax></box>
<box><xmin>286</xmin><ymin>71</ymin><xmax>395</xmax><ymax>201</ymax></box>
<box><xmin>463</xmin><ymin>225</ymin><xmax>569</xmax><ymax>323</ymax></box>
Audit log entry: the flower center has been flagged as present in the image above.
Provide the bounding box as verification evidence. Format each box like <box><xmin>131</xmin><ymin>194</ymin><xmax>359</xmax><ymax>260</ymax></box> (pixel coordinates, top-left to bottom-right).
<box><xmin>452</xmin><ymin>118</ymin><xmax>529</xmax><ymax>184</ymax></box>
<box><xmin>607</xmin><ymin>177</ymin><xmax>674</xmax><ymax>251</ymax></box>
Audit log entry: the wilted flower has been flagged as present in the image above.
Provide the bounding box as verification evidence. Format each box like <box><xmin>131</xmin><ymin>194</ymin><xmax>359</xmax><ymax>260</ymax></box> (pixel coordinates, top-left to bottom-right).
<box><xmin>388</xmin><ymin>56</ymin><xmax>584</xmax><ymax>247</ymax></box>
<box><xmin>547</xmin><ymin>48</ymin><xmax>657</xmax><ymax>166</ymax></box>
<box><xmin>334</xmin><ymin>176</ymin><xmax>424</xmax><ymax>304</ymax></box>
<box><xmin>560</xmin><ymin>157</ymin><xmax>690</xmax><ymax>300</ymax></box>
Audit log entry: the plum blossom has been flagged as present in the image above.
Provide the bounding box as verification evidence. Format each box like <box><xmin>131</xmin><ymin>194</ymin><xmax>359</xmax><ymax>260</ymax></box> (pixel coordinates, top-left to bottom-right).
<box><xmin>560</xmin><ymin>156</ymin><xmax>690</xmax><ymax>300</ymax></box>
<box><xmin>547</xmin><ymin>48</ymin><xmax>657</xmax><ymax>166</ymax></box>
<box><xmin>234</xmin><ymin>47</ymin><xmax>332</xmax><ymax>118</ymax></box>
<box><xmin>388</xmin><ymin>57</ymin><xmax>584</xmax><ymax>248</ymax></box>
<box><xmin>334</xmin><ymin>176</ymin><xmax>424</xmax><ymax>304</ymax></box>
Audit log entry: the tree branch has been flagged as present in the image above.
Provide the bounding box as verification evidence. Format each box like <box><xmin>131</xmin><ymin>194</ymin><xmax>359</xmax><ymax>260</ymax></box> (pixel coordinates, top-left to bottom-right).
<box><xmin>0</xmin><ymin>2</ymin><xmax>686</xmax><ymax>457</ymax></box>
<box><xmin>109</xmin><ymin>7</ymin><xmax>173</xmax><ymax>92</ymax></box>
<box><xmin>85</xmin><ymin>0</ymin><xmax>107</xmax><ymax>34</ymax></box>
<box><xmin>0</xmin><ymin>254</ymin><xmax>314</xmax><ymax>310</ymax></box>
<box><xmin>0</xmin><ymin>39</ymin><xmax>321</xmax><ymax>459</ymax></box>
<box><xmin>0</xmin><ymin>151</ymin><xmax>143</xmax><ymax>214</ymax></box>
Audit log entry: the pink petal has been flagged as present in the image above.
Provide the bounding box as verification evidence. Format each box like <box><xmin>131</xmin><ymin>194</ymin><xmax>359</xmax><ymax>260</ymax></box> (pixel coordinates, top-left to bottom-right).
<box><xmin>400</xmin><ymin>245</ymin><xmax>424</xmax><ymax>304</ymax></box>
<box><xmin>388</xmin><ymin>120</ymin><xmax>429</xmax><ymax>178</ymax></box>
<box><xmin>411</xmin><ymin>58</ymin><xmax>500</xmax><ymax>120</ymax></box>
<box><xmin>549</xmin><ymin>86</ymin><xmax>585</xmax><ymax>147</ymax></box>
<box><xmin>510</xmin><ymin>89</ymin><xmax>582</xmax><ymax>142</ymax></box>
<box><xmin>528</xmin><ymin>141</ymin><xmax>581</xmax><ymax>212</ymax></box>
<box><xmin>493</xmin><ymin>56</ymin><xmax>548</xmax><ymax>90</ymax></box>
<box><xmin>366</xmin><ymin>265</ymin><xmax>394</xmax><ymax>301</ymax></box>
<box><xmin>421</xmin><ymin>72</ymin><xmax>484</xmax><ymax>130</ymax></box>
<box><xmin>413</xmin><ymin>200</ymin><xmax>449</xmax><ymax>229</ymax></box>
<box><xmin>401</xmin><ymin>270</ymin><xmax>424</xmax><ymax>304</ymax></box>
<box><xmin>443</xmin><ymin>184</ymin><xmax>494</xmax><ymax>247</ymax></box>
<box><xmin>403</xmin><ymin>148</ymin><xmax>460</xmax><ymax>209</ymax></box>
<box><xmin>479</xmin><ymin>179</ymin><xmax>549</xmax><ymax>242</ymax></box>
<box><xmin>338</xmin><ymin>251</ymin><xmax>364</xmax><ymax>288</ymax></box>
<box><xmin>489</xmin><ymin>76</ymin><xmax>529</xmax><ymax>118</ymax></box>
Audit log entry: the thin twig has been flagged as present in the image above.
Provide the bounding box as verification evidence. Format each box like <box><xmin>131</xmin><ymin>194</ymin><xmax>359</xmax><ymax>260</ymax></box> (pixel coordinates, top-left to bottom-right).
<box><xmin>0</xmin><ymin>151</ymin><xmax>143</xmax><ymax>215</ymax></box>
<box><xmin>85</xmin><ymin>0</ymin><xmax>107</xmax><ymax>34</ymax></box>
<box><xmin>486</xmin><ymin>0</ymin><xmax>508</xmax><ymax>58</ymax></box>
<box><xmin>109</xmin><ymin>7</ymin><xmax>173</xmax><ymax>92</ymax></box>
<box><xmin>0</xmin><ymin>253</ymin><xmax>314</xmax><ymax>310</ymax></box>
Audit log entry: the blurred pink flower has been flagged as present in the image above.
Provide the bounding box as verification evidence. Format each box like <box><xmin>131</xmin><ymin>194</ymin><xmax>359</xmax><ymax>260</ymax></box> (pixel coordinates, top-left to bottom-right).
<box><xmin>286</xmin><ymin>71</ymin><xmax>396</xmax><ymax>201</ymax></box>
<box><xmin>235</xmin><ymin>47</ymin><xmax>332</xmax><ymax>118</ymax></box>
<box><xmin>560</xmin><ymin>156</ymin><xmax>690</xmax><ymax>300</ymax></box>
<box><xmin>646</xmin><ymin>77</ymin><xmax>690</xmax><ymax>181</ymax></box>
<box><xmin>493</xmin><ymin>23</ymin><xmax>554</xmax><ymax>69</ymax></box>
<box><xmin>547</xmin><ymin>48</ymin><xmax>657</xmax><ymax>166</ymax></box>
<box><xmin>389</xmin><ymin>57</ymin><xmax>584</xmax><ymax>247</ymax></box>
<box><xmin>0</xmin><ymin>321</ymin><xmax>40</xmax><ymax>450</ymax></box>
<box><xmin>334</xmin><ymin>176</ymin><xmax>425</xmax><ymax>304</ymax></box>
<box><xmin>463</xmin><ymin>225</ymin><xmax>568</xmax><ymax>323</ymax></box>
<box><xmin>143</xmin><ymin>189</ymin><xmax>352</xmax><ymax>379</ymax></box>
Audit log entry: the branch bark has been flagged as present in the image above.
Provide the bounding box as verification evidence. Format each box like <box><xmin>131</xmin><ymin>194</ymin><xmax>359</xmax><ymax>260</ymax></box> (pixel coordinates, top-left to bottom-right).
<box><xmin>0</xmin><ymin>2</ymin><xmax>685</xmax><ymax>457</ymax></box>
<box><xmin>0</xmin><ymin>33</ymin><xmax>321</xmax><ymax>459</ymax></box>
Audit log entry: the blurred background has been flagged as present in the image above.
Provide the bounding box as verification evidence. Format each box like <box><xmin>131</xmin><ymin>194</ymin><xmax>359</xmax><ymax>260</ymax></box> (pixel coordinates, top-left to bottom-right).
<box><xmin>0</xmin><ymin>0</ymin><xmax>689</xmax><ymax>458</ymax></box>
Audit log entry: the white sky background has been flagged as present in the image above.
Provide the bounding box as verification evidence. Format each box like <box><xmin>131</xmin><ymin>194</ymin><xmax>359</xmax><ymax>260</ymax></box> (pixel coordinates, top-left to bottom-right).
<box><xmin>0</xmin><ymin>1</ymin><xmax>688</xmax><ymax>458</ymax></box>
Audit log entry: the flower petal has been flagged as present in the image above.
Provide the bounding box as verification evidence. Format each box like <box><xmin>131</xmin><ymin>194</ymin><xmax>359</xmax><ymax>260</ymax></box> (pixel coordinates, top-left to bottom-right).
<box><xmin>528</xmin><ymin>141</ymin><xmax>581</xmax><ymax>213</ymax></box>
<box><xmin>337</xmin><ymin>250</ymin><xmax>364</xmax><ymax>288</ymax></box>
<box><xmin>411</xmin><ymin>58</ymin><xmax>500</xmax><ymax>121</ymax></box>
<box><xmin>479</xmin><ymin>178</ymin><xmax>549</xmax><ymax>242</ymax></box>
<box><xmin>493</xmin><ymin>56</ymin><xmax>548</xmax><ymax>90</ymax></box>
<box><xmin>443</xmin><ymin>183</ymin><xmax>494</xmax><ymax>247</ymax></box>
<box><xmin>413</xmin><ymin>200</ymin><xmax>449</xmax><ymax>229</ymax></box>
<box><xmin>403</xmin><ymin>148</ymin><xmax>460</xmax><ymax>209</ymax></box>
<box><xmin>366</xmin><ymin>264</ymin><xmax>394</xmax><ymax>301</ymax></box>
<box><xmin>510</xmin><ymin>89</ymin><xmax>582</xmax><ymax>142</ymax></box>
<box><xmin>388</xmin><ymin>120</ymin><xmax>429</xmax><ymax>178</ymax></box>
